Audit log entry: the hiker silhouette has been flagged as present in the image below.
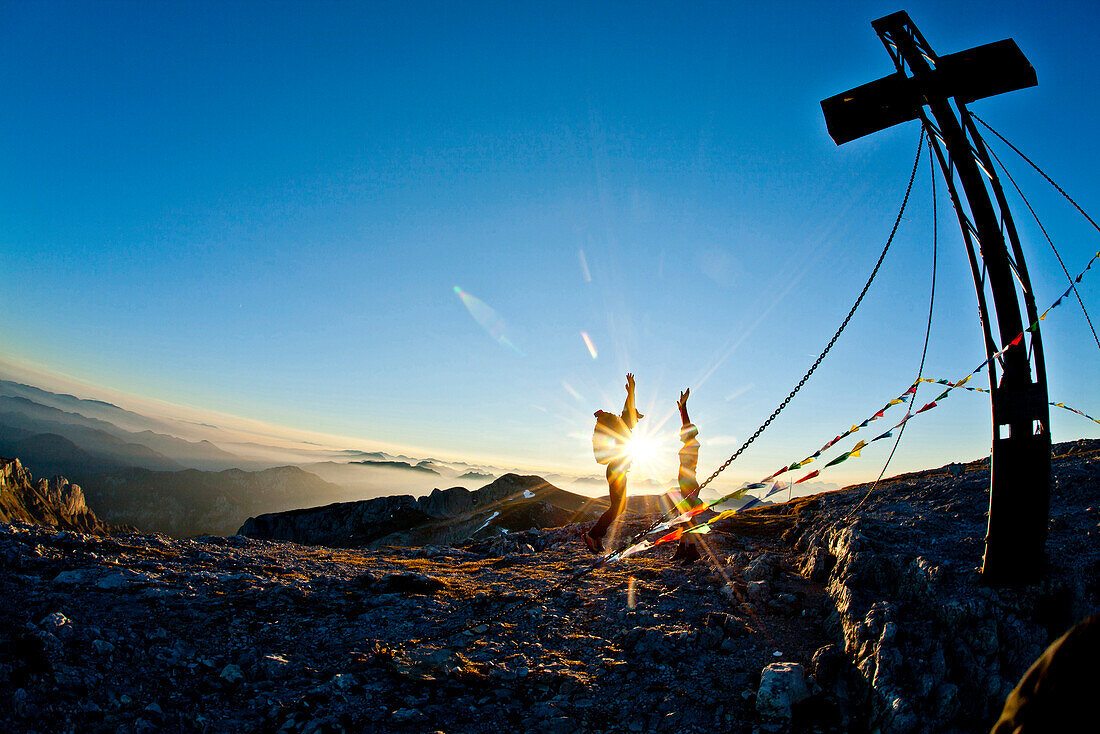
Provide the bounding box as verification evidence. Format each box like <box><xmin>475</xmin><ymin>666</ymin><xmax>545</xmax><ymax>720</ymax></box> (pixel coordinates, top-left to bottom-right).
<box><xmin>584</xmin><ymin>374</ymin><xmax>642</xmax><ymax>553</ymax></box>
<box><xmin>669</xmin><ymin>388</ymin><xmax>703</xmax><ymax>564</ymax></box>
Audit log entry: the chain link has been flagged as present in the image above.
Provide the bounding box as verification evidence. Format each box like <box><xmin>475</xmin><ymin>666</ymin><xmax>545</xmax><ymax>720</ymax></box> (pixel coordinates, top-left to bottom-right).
<box><xmin>692</xmin><ymin>128</ymin><xmax>926</xmax><ymax>495</ymax></box>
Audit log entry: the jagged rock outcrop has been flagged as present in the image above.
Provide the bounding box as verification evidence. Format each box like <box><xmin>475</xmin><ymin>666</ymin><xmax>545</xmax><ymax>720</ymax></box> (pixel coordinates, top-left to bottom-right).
<box><xmin>240</xmin><ymin>474</ymin><xmax>600</xmax><ymax>548</ymax></box>
<box><xmin>783</xmin><ymin>438</ymin><xmax>1100</xmax><ymax>733</ymax></box>
<box><xmin>0</xmin><ymin>458</ymin><xmax>113</xmax><ymax>534</ymax></box>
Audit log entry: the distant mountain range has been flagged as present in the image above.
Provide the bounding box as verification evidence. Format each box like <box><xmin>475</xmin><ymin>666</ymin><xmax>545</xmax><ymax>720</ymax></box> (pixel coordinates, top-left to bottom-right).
<box><xmin>350</xmin><ymin>459</ymin><xmax>439</xmax><ymax>474</ymax></box>
<box><xmin>81</xmin><ymin>465</ymin><xmax>349</xmax><ymax>537</ymax></box>
<box><xmin>0</xmin><ymin>386</ymin><xmax>240</xmax><ymax>472</ymax></box>
<box><xmin>239</xmin><ymin>474</ymin><xmax>605</xmax><ymax>548</ymax></box>
<box><xmin>0</xmin><ymin>379</ymin><xmax>557</xmax><ymax>537</ymax></box>
<box><xmin>3</xmin><ymin>377</ymin><xmax>761</xmax><ymax>539</ymax></box>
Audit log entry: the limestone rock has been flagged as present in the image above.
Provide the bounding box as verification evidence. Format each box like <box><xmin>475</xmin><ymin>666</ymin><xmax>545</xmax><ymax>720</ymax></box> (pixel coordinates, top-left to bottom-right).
<box><xmin>0</xmin><ymin>459</ymin><xmax>111</xmax><ymax>534</ymax></box>
<box><xmin>756</xmin><ymin>662</ymin><xmax>810</xmax><ymax>729</ymax></box>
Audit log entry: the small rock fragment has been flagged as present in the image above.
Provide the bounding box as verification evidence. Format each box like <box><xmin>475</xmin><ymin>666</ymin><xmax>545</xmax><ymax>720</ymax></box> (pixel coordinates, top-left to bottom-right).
<box><xmin>220</xmin><ymin>664</ymin><xmax>245</xmax><ymax>686</ymax></box>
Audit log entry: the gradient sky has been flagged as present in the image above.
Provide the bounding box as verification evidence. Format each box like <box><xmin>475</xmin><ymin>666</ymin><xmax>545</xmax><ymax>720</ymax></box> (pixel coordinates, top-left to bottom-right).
<box><xmin>2</xmin><ymin>1</ymin><xmax>1098</xmax><ymax>491</ymax></box>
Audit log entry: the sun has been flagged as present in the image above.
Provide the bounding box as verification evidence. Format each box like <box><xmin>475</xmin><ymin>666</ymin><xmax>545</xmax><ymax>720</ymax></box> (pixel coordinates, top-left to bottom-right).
<box><xmin>626</xmin><ymin>432</ymin><xmax>659</xmax><ymax>471</ymax></box>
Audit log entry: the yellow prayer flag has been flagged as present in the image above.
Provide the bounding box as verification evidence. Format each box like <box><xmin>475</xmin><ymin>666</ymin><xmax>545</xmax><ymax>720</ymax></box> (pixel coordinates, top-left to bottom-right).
<box><xmin>850</xmin><ymin>440</ymin><xmax>867</xmax><ymax>458</ymax></box>
<box><xmin>709</xmin><ymin>509</ymin><xmax>741</xmax><ymax>524</ymax></box>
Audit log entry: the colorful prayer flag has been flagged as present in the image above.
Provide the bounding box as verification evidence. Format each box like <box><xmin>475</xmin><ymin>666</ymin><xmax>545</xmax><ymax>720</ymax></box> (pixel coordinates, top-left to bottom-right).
<box><xmin>654</xmin><ymin>528</ymin><xmax>684</xmax><ymax>546</ymax></box>
<box><xmin>708</xmin><ymin>509</ymin><xmax>741</xmax><ymax>524</ymax></box>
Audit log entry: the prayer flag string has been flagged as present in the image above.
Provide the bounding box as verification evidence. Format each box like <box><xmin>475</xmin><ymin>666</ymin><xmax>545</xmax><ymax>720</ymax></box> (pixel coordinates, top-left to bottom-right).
<box><xmin>918</xmin><ymin>377</ymin><xmax>1100</xmax><ymax>426</ymax></box>
<box><xmin>610</xmin><ymin>248</ymin><xmax>1100</xmax><ymax>562</ymax></box>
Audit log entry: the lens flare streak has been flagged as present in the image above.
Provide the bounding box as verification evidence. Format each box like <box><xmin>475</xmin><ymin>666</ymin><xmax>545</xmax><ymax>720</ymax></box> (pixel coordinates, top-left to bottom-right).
<box><xmin>562</xmin><ymin>381</ymin><xmax>584</xmax><ymax>402</ymax></box>
<box><xmin>581</xmin><ymin>332</ymin><xmax>598</xmax><ymax>359</ymax></box>
<box><xmin>578</xmin><ymin>249</ymin><xmax>592</xmax><ymax>282</ymax></box>
<box><xmin>453</xmin><ymin>286</ymin><xmax>524</xmax><ymax>355</ymax></box>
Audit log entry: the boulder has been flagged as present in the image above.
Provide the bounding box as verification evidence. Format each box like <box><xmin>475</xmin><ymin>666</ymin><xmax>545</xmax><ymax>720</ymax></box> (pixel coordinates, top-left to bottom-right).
<box><xmin>757</xmin><ymin>662</ymin><xmax>810</xmax><ymax>730</ymax></box>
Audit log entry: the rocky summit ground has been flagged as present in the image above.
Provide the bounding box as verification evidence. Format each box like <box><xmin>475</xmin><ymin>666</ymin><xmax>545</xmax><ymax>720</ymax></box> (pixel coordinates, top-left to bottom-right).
<box><xmin>1</xmin><ymin>439</ymin><xmax>1097</xmax><ymax>734</ymax></box>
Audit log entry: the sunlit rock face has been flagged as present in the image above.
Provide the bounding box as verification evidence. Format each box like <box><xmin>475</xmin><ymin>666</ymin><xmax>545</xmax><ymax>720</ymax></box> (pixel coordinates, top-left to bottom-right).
<box><xmin>0</xmin><ymin>457</ymin><xmax>111</xmax><ymax>534</ymax></box>
<box><xmin>784</xmin><ymin>438</ymin><xmax>1100</xmax><ymax>733</ymax></box>
<box><xmin>418</xmin><ymin>486</ymin><xmax>476</xmax><ymax>517</ymax></box>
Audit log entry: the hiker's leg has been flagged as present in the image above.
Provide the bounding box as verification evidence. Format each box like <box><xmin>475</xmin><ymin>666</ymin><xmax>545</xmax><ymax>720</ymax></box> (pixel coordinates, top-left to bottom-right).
<box><xmin>590</xmin><ymin>461</ymin><xmax>628</xmax><ymax>541</ymax></box>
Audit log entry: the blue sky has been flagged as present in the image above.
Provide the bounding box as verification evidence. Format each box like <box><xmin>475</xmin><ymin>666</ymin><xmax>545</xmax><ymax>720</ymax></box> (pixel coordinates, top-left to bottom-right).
<box><xmin>2</xmin><ymin>1</ymin><xmax>1097</xmax><ymax>489</ymax></box>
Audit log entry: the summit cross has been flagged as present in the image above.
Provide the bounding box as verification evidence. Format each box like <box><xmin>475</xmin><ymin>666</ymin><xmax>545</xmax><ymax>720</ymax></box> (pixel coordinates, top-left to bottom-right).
<box><xmin>822</xmin><ymin>11</ymin><xmax>1051</xmax><ymax>586</ymax></box>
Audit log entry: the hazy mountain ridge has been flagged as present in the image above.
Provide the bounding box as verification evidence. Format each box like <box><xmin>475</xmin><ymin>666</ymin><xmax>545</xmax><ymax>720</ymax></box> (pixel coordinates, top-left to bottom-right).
<box><xmin>350</xmin><ymin>460</ymin><xmax>440</xmax><ymax>474</ymax></box>
<box><xmin>0</xmin><ymin>395</ymin><xmax>240</xmax><ymax>471</ymax></box>
<box><xmin>0</xmin><ymin>380</ymin><xmax>176</xmax><ymax>435</ymax></box>
<box><xmin>0</xmin><ymin>379</ymin><xmax>765</xmax><ymax>537</ymax></box>
<box><xmin>79</xmin><ymin>465</ymin><xmax>349</xmax><ymax>538</ymax></box>
<box><xmin>0</xmin><ymin>432</ymin><xmax>125</xmax><ymax>477</ymax></box>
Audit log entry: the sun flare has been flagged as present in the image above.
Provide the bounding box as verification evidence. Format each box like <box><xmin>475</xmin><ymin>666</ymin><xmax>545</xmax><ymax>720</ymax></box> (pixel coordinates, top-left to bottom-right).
<box><xmin>626</xmin><ymin>433</ymin><xmax>659</xmax><ymax>471</ymax></box>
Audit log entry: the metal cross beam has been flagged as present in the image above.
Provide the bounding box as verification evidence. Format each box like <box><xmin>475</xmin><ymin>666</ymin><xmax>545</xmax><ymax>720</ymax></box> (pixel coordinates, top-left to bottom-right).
<box><xmin>821</xmin><ymin>11</ymin><xmax>1051</xmax><ymax>586</ymax></box>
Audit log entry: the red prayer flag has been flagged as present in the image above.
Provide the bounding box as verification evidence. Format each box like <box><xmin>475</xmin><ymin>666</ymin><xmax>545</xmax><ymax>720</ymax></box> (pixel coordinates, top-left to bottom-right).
<box><xmin>655</xmin><ymin>528</ymin><xmax>684</xmax><ymax>545</ymax></box>
<box><xmin>916</xmin><ymin>401</ymin><xmax>937</xmax><ymax>414</ymax></box>
<box><xmin>795</xmin><ymin>470</ymin><xmax>820</xmax><ymax>484</ymax></box>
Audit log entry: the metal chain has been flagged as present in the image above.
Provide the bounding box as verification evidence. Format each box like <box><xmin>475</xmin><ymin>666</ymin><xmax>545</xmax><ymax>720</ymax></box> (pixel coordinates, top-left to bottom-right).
<box><xmin>973</xmin><ymin>115</ymin><xmax>1100</xmax><ymax>353</ymax></box>
<box><xmin>971</xmin><ymin>112</ymin><xmax>1100</xmax><ymax>235</ymax></box>
<box><xmin>619</xmin><ymin>128</ymin><xmax>927</xmax><ymax>547</ymax></box>
<box><xmin>394</xmin><ymin>129</ymin><xmax>927</xmax><ymax>650</ymax></box>
<box><xmin>845</xmin><ymin>132</ymin><xmax>938</xmax><ymax>520</ymax></box>
<box><xmin>693</xmin><ymin>127</ymin><xmax>927</xmax><ymax>496</ymax></box>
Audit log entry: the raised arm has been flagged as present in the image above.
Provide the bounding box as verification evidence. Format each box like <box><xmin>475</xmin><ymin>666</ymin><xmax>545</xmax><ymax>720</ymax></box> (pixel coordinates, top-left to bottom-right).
<box><xmin>621</xmin><ymin>373</ymin><xmax>640</xmax><ymax>429</ymax></box>
<box><xmin>677</xmin><ymin>388</ymin><xmax>691</xmax><ymax>426</ymax></box>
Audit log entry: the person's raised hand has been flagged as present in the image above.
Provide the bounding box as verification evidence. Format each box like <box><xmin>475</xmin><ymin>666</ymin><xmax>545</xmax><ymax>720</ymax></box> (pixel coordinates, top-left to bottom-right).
<box><xmin>625</xmin><ymin>373</ymin><xmax>636</xmax><ymax>392</ymax></box>
<box><xmin>678</xmin><ymin>388</ymin><xmax>690</xmax><ymax>409</ymax></box>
